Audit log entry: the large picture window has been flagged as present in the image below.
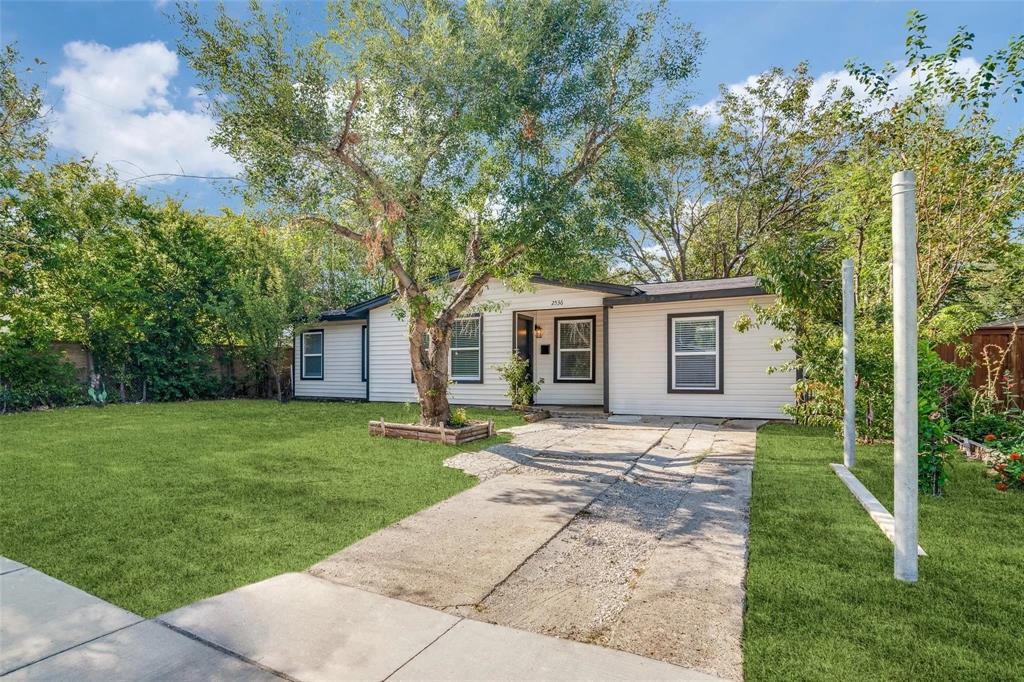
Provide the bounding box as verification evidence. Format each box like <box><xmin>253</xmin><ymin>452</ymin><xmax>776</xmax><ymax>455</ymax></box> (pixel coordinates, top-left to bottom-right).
<box><xmin>555</xmin><ymin>316</ymin><xmax>595</xmax><ymax>382</ymax></box>
<box><xmin>668</xmin><ymin>313</ymin><xmax>722</xmax><ymax>393</ymax></box>
<box><xmin>450</xmin><ymin>315</ymin><xmax>483</xmax><ymax>383</ymax></box>
<box><xmin>301</xmin><ymin>330</ymin><xmax>324</xmax><ymax>380</ymax></box>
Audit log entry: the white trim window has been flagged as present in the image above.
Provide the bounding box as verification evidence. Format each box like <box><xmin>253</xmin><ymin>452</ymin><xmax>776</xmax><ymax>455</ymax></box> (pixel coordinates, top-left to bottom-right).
<box><xmin>670</xmin><ymin>315</ymin><xmax>720</xmax><ymax>392</ymax></box>
<box><xmin>556</xmin><ymin>317</ymin><xmax>594</xmax><ymax>382</ymax></box>
<box><xmin>450</xmin><ymin>315</ymin><xmax>482</xmax><ymax>382</ymax></box>
<box><xmin>301</xmin><ymin>330</ymin><xmax>324</xmax><ymax>380</ymax></box>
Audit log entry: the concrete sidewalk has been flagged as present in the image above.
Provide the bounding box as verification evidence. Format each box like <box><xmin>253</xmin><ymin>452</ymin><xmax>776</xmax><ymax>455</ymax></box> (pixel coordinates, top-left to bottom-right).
<box><xmin>2</xmin><ymin>561</ymin><xmax>718</xmax><ymax>680</ymax></box>
<box><xmin>161</xmin><ymin>572</ymin><xmax>719</xmax><ymax>681</ymax></box>
<box><xmin>0</xmin><ymin>562</ymin><xmax>276</xmax><ymax>680</ymax></box>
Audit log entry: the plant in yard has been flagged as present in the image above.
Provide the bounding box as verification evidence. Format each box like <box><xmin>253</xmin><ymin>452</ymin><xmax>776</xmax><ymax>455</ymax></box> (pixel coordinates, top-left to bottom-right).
<box><xmin>87</xmin><ymin>373</ymin><xmax>108</xmax><ymax>407</ymax></box>
<box><xmin>495</xmin><ymin>352</ymin><xmax>543</xmax><ymax>410</ymax></box>
<box><xmin>916</xmin><ymin>344</ymin><xmax>965</xmax><ymax>494</ymax></box>
<box><xmin>988</xmin><ymin>447</ymin><xmax>1024</xmax><ymax>492</ymax></box>
<box><xmin>448</xmin><ymin>407</ymin><xmax>469</xmax><ymax>429</ymax></box>
<box><xmin>178</xmin><ymin>0</ymin><xmax>702</xmax><ymax>426</ymax></box>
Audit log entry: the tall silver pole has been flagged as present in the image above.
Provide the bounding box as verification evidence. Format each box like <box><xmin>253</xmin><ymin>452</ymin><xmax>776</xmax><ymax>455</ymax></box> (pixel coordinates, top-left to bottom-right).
<box><xmin>892</xmin><ymin>170</ymin><xmax>918</xmax><ymax>583</ymax></box>
<box><xmin>842</xmin><ymin>258</ymin><xmax>856</xmax><ymax>468</ymax></box>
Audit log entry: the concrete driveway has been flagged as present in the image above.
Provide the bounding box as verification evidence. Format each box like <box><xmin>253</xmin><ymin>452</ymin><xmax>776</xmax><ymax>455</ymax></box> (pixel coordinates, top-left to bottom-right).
<box><xmin>312</xmin><ymin>416</ymin><xmax>763</xmax><ymax>681</ymax></box>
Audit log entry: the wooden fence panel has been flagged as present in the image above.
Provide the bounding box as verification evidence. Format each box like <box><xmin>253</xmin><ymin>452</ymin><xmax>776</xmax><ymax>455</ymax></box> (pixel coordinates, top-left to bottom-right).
<box><xmin>937</xmin><ymin>326</ymin><xmax>1023</xmax><ymax>409</ymax></box>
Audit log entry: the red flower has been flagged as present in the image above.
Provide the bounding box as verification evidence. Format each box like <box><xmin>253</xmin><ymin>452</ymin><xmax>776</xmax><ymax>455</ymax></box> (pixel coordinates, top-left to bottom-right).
<box><xmin>1019</xmin><ymin>473</ymin><xmax>1024</xmax><ymax>481</ymax></box>
<box><xmin>996</xmin><ymin>482</ymin><xmax>1009</xmax><ymax>491</ymax></box>
<box><xmin>1010</xmin><ymin>453</ymin><xmax>1022</xmax><ymax>461</ymax></box>
<box><xmin>996</xmin><ymin>463</ymin><xmax>1006</xmax><ymax>472</ymax></box>
<box><xmin>983</xmin><ymin>434</ymin><xmax>997</xmax><ymax>442</ymax></box>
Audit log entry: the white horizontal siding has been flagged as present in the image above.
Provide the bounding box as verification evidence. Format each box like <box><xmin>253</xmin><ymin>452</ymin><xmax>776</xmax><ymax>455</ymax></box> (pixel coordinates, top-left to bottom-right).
<box><xmin>529</xmin><ymin>307</ymin><xmax>603</xmax><ymax>406</ymax></box>
<box><xmin>294</xmin><ymin>321</ymin><xmax>366</xmax><ymax>399</ymax></box>
<box><xmin>368</xmin><ymin>281</ymin><xmax>606</xmax><ymax>406</ymax></box>
<box><xmin>607</xmin><ymin>296</ymin><xmax>795</xmax><ymax>419</ymax></box>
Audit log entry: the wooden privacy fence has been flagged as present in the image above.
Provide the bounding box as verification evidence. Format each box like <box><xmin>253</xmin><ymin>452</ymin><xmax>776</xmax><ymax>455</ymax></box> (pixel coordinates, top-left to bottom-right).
<box><xmin>937</xmin><ymin>319</ymin><xmax>1023</xmax><ymax>409</ymax></box>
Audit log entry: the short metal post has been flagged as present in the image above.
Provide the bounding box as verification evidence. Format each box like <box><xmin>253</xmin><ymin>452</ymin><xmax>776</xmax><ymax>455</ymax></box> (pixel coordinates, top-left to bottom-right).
<box><xmin>842</xmin><ymin>258</ymin><xmax>856</xmax><ymax>468</ymax></box>
<box><xmin>892</xmin><ymin>170</ymin><xmax>918</xmax><ymax>583</ymax></box>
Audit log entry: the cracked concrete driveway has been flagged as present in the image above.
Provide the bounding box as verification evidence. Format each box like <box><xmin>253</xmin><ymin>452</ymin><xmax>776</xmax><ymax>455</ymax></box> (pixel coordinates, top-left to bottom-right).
<box><xmin>310</xmin><ymin>416</ymin><xmax>763</xmax><ymax>681</ymax></box>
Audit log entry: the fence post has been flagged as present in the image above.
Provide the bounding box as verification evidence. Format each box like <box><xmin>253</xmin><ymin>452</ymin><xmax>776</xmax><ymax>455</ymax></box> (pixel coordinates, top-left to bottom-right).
<box><xmin>892</xmin><ymin>170</ymin><xmax>919</xmax><ymax>583</ymax></box>
<box><xmin>842</xmin><ymin>258</ymin><xmax>856</xmax><ymax>468</ymax></box>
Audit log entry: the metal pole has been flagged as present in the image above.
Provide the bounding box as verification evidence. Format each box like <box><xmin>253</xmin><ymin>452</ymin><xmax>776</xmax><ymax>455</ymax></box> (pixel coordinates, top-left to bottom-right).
<box><xmin>842</xmin><ymin>258</ymin><xmax>856</xmax><ymax>468</ymax></box>
<box><xmin>892</xmin><ymin>170</ymin><xmax>918</xmax><ymax>583</ymax></box>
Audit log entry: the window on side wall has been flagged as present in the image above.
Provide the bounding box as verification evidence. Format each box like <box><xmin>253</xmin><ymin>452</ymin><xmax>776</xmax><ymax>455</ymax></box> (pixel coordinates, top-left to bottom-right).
<box><xmin>668</xmin><ymin>313</ymin><xmax>722</xmax><ymax>393</ymax></box>
<box><xmin>555</xmin><ymin>316</ymin><xmax>594</xmax><ymax>382</ymax></box>
<box><xmin>301</xmin><ymin>330</ymin><xmax>324</xmax><ymax>380</ymax></box>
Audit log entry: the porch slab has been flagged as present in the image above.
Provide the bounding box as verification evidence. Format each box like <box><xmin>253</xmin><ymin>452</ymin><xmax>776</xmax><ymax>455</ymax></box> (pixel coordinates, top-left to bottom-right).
<box><xmin>0</xmin><ymin>568</ymin><xmax>142</xmax><ymax>675</ymax></box>
<box><xmin>390</xmin><ymin>617</ymin><xmax>721</xmax><ymax>682</ymax></box>
<box><xmin>160</xmin><ymin>572</ymin><xmax>458</xmax><ymax>682</ymax></box>
<box><xmin>6</xmin><ymin>621</ymin><xmax>278</xmax><ymax>682</ymax></box>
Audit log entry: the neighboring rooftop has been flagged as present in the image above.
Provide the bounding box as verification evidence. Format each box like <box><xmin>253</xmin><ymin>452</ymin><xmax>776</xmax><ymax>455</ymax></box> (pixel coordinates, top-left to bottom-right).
<box><xmin>979</xmin><ymin>315</ymin><xmax>1024</xmax><ymax>329</ymax></box>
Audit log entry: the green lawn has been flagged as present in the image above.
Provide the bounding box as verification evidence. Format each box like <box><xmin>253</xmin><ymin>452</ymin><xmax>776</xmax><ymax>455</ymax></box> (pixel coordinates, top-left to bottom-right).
<box><xmin>746</xmin><ymin>424</ymin><xmax>1024</xmax><ymax>681</ymax></box>
<box><xmin>0</xmin><ymin>400</ymin><xmax>521</xmax><ymax>617</ymax></box>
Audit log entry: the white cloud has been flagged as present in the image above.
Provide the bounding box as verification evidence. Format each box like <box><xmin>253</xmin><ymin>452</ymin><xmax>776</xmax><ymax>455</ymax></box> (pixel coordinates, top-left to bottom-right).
<box><xmin>48</xmin><ymin>41</ymin><xmax>238</xmax><ymax>183</ymax></box>
<box><xmin>694</xmin><ymin>58</ymin><xmax>980</xmax><ymax>124</ymax></box>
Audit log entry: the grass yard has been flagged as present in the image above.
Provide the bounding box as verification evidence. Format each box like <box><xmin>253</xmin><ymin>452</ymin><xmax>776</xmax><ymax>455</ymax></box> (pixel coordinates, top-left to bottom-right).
<box><xmin>0</xmin><ymin>400</ymin><xmax>521</xmax><ymax>617</ymax></box>
<box><xmin>746</xmin><ymin>424</ymin><xmax>1023</xmax><ymax>681</ymax></box>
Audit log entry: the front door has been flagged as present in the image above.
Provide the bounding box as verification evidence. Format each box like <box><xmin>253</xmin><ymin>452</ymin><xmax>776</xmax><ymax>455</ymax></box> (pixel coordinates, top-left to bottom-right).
<box><xmin>515</xmin><ymin>314</ymin><xmax>535</xmax><ymax>404</ymax></box>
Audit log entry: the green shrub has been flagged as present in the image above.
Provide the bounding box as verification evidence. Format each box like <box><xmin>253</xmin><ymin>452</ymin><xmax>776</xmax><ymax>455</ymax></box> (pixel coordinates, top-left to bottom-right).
<box><xmin>495</xmin><ymin>352</ymin><xmax>543</xmax><ymax>409</ymax></box>
<box><xmin>0</xmin><ymin>344</ymin><xmax>83</xmax><ymax>412</ymax></box>
<box><xmin>448</xmin><ymin>406</ymin><xmax>469</xmax><ymax>428</ymax></box>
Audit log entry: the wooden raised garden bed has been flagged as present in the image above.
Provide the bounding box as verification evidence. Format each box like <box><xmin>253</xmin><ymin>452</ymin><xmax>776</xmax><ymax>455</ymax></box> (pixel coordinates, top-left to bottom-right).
<box><xmin>369</xmin><ymin>419</ymin><xmax>495</xmax><ymax>445</ymax></box>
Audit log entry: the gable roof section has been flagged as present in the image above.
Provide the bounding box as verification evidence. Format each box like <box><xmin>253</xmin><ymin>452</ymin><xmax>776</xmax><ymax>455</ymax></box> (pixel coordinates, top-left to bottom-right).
<box><xmin>336</xmin><ymin>274</ymin><xmax>638</xmax><ymax>317</ymax></box>
<box><xmin>319</xmin><ymin>274</ymin><xmax>763</xmax><ymax>319</ymax></box>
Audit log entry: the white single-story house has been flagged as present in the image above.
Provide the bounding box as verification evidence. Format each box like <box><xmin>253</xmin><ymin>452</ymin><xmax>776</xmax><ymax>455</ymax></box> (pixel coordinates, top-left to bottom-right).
<box><xmin>292</xmin><ymin>275</ymin><xmax>796</xmax><ymax>419</ymax></box>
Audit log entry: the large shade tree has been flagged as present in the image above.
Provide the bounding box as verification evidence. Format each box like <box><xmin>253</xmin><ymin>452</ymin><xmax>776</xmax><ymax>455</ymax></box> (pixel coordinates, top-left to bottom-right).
<box><xmin>178</xmin><ymin>0</ymin><xmax>701</xmax><ymax>424</ymax></box>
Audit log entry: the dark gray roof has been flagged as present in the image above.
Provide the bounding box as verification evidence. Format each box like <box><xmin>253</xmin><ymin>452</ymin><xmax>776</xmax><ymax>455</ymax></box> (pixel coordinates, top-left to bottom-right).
<box><xmin>319</xmin><ymin>274</ymin><xmax>764</xmax><ymax>318</ymax></box>
<box><xmin>634</xmin><ymin>276</ymin><xmax>760</xmax><ymax>296</ymax></box>
<box><xmin>605</xmin><ymin>276</ymin><xmax>765</xmax><ymax>306</ymax></box>
<box><xmin>318</xmin><ymin>307</ymin><xmax>367</xmax><ymax>321</ymax></box>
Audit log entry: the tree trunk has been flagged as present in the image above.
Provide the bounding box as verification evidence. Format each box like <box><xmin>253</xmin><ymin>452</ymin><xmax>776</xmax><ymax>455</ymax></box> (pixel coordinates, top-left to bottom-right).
<box><xmin>410</xmin><ymin>319</ymin><xmax>452</xmax><ymax>426</ymax></box>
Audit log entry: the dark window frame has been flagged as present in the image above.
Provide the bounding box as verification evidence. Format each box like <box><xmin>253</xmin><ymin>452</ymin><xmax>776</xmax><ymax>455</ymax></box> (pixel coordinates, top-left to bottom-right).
<box><xmin>361</xmin><ymin>324</ymin><xmax>368</xmax><ymax>383</ymax></box>
<box><xmin>409</xmin><ymin>314</ymin><xmax>484</xmax><ymax>384</ymax></box>
<box><xmin>300</xmin><ymin>329</ymin><xmax>325</xmax><ymax>381</ymax></box>
<box><xmin>450</xmin><ymin>313</ymin><xmax>484</xmax><ymax>384</ymax></box>
<box><xmin>553</xmin><ymin>315</ymin><xmax>596</xmax><ymax>384</ymax></box>
<box><xmin>667</xmin><ymin>312</ymin><xmax>724</xmax><ymax>394</ymax></box>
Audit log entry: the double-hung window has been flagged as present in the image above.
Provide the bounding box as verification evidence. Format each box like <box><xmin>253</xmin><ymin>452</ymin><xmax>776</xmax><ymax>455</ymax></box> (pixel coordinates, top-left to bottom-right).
<box><xmin>668</xmin><ymin>313</ymin><xmax>722</xmax><ymax>392</ymax></box>
<box><xmin>410</xmin><ymin>316</ymin><xmax>484</xmax><ymax>383</ymax></box>
<box><xmin>450</xmin><ymin>315</ymin><xmax>483</xmax><ymax>383</ymax></box>
<box><xmin>301</xmin><ymin>330</ymin><xmax>324</xmax><ymax>380</ymax></box>
<box><xmin>555</xmin><ymin>316</ymin><xmax>595</xmax><ymax>382</ymax></box>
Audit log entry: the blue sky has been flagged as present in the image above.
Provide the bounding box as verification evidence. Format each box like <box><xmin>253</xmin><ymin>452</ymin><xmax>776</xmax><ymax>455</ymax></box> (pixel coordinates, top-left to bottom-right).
<box><xmin>2</xmin><ymin>1</ymin><xmax>1021</xmax><ymax>213</ymax></box>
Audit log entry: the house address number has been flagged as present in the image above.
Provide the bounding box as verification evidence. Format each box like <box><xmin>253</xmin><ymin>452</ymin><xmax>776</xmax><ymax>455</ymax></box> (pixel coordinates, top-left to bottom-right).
<box><xmin>551</xmin><ymin>299</ymin><xmax>564</xmax><ymax>306</ymax></box>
